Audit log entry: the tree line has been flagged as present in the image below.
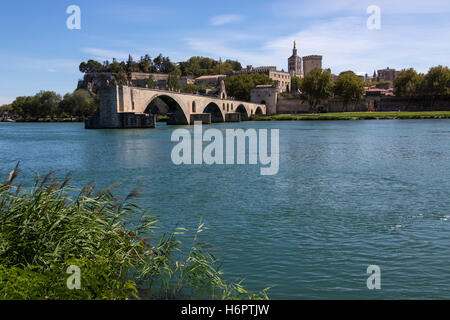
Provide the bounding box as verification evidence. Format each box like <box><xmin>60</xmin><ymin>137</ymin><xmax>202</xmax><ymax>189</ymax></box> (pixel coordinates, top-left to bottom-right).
<box><xmin>393</xmin><ymin>66</ymin><xmax>450</xmax><ymax>98</ymax></box>
<box><xmin>6</xmin><ymin>90</ymin><xmax>97</xmax><ymax>121</ymax></box>
<box><xmin>79</xmin><ymin>54</ymin><xmax>242</xmax><ymax>79</ymax></box>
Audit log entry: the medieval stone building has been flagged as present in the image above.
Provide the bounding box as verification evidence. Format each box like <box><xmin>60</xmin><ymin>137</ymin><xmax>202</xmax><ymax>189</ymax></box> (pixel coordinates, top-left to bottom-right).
<box><xmin>232</xmin><ymin>65</ymin><xmax>291</xmax><ymax>93</ymax></box>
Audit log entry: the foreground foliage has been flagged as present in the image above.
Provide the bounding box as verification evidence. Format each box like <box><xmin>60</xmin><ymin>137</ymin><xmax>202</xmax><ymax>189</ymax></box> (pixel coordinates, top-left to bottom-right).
<box><xmin>0</xmin><ymin>165</ymin><xmax>269</xmax><ymax>300</ymax></box>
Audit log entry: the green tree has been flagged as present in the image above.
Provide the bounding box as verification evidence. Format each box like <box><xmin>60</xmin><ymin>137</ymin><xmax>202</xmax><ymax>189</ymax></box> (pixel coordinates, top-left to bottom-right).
<box><xmin>181</xmin><ymin>84</ymin><xmax>200</xmax><ymax>94</ymax></box>
<box><xmin>60</xmin><ymin>90</ymin><xmax>97</xmax><ymax>119</ymax></box>
<box><xmin>126</xmin><ymin>54</ymin><xmax>140</xmax><ymax>73</ymax></box>
<box><xmin>11</xmin><ymin>96</ymin><xmax>30</xmax><ymax>119</ymax></box>
<box><xmin>145</xmin><ymin>75</ymin><xmax>157</xmax><ymax>89</ymax></box>
<box><xmin>139</xmin><ymin>55</ymin><xmax>153</xmax><ymax>73</ymax></box>
<box><xmin>423</xmin><ymin>65</ymin><xmax>450</xmax><ymax>97</ymax></box>
<box><xmin>224</xmin><ymin>59</ymin><xmax>242</xmax><ymax>72</ymax></box>
<box><xmin>0</xmin><ymin>104</ymin><xmax>12</xmax><ymax>115</ymax></box>
<box><xmin>79</xmin><ymin>60</ymin><xmax>105</xmax><ymax>73</ymax></box>
<box><xmin>224</xmin><ymin>73</ymin><xmax>274</xmax><ymax>101</ymax></box>
<box><xmin>300</xmin><ymin>68</ymin><xmax>333</xmax><ymax>113</ymax></box>
<box><xmin>333</xmin><ymin>72</ymin><xmax>365</xmax><ymax>111</ymax></box>
<box><xmin>11</xmin><ymin>91</ymin><xmax>61</xmax><ymax>120</ymax></box>
<box><xmin>179</xmin><ymin>57</ymin><xmax>242</xmax><ymax>77</ymax></box>
<box><xmin>108</xmin><ymin>59</ymin><xmax>127</xmax><ymax>75</ymax></box>
<box><xmin>180</xmin><ymin>56</ymin><xmax>218</xmax><ymax>77</ymax></box>
<box><xmin>79</xmin><ymin>54</ymin><xmax>242</xmax><ymax>79</ymax></box>
<box><xmin>153</xmin><ymin>54</ymin><xmax>163</xmax><ymax>72</ymax></box>
<box><xmin>36</xmin><ymin>91</ymin><xmax>62</xmax><ymax>119</ymax></box>
<box><xmin>291</xmin><ymin>77</ymin><xmax>302</xmax><ymax>93</ymax></box>
<box><xmin>394</xmin><ymin>68</ymin><xmax>425</xmax><ymax>97</ymax></box>
<box><xmin>167</xmin><ymin>73</ymin><xmax>180</xmax><ymax>91</ymax></box>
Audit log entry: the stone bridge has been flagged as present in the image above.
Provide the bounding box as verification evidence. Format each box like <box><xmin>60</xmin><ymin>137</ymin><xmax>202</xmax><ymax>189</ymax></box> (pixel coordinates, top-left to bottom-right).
<box><xmin>86</xmin><ymin>85</ymin><xmax>266</xmax><ymax>129</ymax></box>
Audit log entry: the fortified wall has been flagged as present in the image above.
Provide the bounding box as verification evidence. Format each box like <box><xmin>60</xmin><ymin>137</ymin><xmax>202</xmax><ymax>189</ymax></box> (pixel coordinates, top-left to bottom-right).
<box><xmin>275</xmin><ymin>95</ymin><xmax>450</xmax><ymax>114</ymax></box>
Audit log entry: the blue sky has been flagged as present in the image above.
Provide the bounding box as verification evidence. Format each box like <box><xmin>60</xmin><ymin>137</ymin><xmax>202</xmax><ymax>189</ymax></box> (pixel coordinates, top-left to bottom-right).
<box><xmin>1</xmin><ymin>0</ymin><xmax>449</xmax><ymax>105</ymax></box>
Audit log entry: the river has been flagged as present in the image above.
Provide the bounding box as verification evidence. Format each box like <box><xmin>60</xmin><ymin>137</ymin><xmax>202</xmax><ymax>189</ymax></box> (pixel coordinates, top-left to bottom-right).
<box><xmin>1</xmin><ymin>120</ymin><xmax>450</xmax><ymax>299</ymax></box>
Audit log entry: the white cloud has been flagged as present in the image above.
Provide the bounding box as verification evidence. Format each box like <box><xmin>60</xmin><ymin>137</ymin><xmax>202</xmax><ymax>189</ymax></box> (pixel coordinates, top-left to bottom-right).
<box><xmin>81</xmin><ymin>48</ymin><xmax>130</xmax><ymax>61</ymax></box>
<box><xmin>48</xmin><ymin>69</ymin><xmax>57</xmax><ymax>73</ymax></box>
<box><xmin>210</xmin><ymin>14</ymin><xmax>243</xmax><ymax>26</ymax></box>
<box><xmin>185</xmin><ymin>13</ymin><xmax>450</xmax><ymax>75</ymax></box>
<box><xmin>264</xmin><ymin>15</ymin><xmax>450</xmax><ymax>74</ymax></box>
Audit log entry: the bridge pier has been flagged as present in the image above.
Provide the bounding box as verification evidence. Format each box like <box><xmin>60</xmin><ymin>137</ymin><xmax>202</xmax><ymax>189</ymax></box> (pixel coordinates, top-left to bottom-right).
<box><xmin>190</xmin><ymin>113</ymin><xmax>212</xmax><ymax>124</ymax></box>
<box><xmin>86</xmin><ymin>112</ymin><xmax>155</xmax><ymax>129</ymax></box>
<box><xmin>121</xmin><ymin>113</ymin><xmax>156</xmax><ymax>128</ymax></box>
<box><xmin>225</xmin><ymin>113</ymin><xmax>241</xmax><ymax>122</ymax></box>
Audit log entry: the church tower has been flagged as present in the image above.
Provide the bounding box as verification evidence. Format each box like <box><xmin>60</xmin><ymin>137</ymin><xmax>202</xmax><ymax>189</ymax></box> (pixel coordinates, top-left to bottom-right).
<box><xmin>288</xmin><ymin>41</ymin><xmax>302</xmax><ymax>78</ymax></box>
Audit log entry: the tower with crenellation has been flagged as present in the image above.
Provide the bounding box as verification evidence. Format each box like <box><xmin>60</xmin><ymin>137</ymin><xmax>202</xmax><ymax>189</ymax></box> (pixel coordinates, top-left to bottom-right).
<box><xmin>303</xmin><ymin>55</ymin><xmax>323</xmax><ymax>77</ymax></box>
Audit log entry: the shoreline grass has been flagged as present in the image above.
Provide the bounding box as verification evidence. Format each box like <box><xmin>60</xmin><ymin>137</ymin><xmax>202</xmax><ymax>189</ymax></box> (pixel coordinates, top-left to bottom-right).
<box><xmin>250</xmin><ymin>111</ymin><xmax>450</xmax><ymax>121</ymax></box>
<box><xmin>1</xmin><ymin>118</ymin><xmax>84</xmax><ymax>123</ymax></box>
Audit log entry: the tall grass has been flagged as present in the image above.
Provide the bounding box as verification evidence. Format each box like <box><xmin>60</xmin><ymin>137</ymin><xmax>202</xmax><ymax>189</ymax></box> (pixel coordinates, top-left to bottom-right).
<box><xmin>0</xmin><ymin>164</ymin><xmax>269</xmax><ymax>300</ymax></box>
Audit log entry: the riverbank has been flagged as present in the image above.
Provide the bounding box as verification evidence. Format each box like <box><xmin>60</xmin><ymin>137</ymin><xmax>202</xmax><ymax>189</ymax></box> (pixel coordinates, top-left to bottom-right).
<box><xmin>15</xmin><ymin>118</ymin><xmax>84</xmax><ymax>123</ymax></box>
<box><xmin>250</xmin><ymin>111</ymin><xmax>450</xmax><ymax>121</ymax></box>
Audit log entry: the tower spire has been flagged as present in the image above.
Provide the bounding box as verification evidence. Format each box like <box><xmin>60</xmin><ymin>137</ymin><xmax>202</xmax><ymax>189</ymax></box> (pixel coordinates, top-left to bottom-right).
<box><xmin>292</xmin><ymin>40</ymin><xmax>298</xmax><ymax>57</ymax></box>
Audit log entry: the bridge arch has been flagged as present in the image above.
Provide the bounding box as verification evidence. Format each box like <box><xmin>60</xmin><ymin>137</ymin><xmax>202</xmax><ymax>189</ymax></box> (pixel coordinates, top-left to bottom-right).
<box><xmin>143</xmin><ymin>94</ymin><xmax>189</xmax><ymax>125</ymax></box>
<box><xmin>236</xmin><ymin>104</ymin><xmax>249</xmax><ymax>121</ymax></box>
<box><xmin>203</xmin><ymin>102</ymin><xmax>225</xmax><ymax>123</ymax></box>
<box><xmin>255</xmin><ymin>107</ymin><xmax>263</xmax><ymax>116</ymax></box>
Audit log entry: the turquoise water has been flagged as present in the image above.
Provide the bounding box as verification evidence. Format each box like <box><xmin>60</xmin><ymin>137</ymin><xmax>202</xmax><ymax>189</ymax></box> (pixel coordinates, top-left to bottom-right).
<box><xmin>1</xmin><ymin>120</ymin><xmax>450</xmax><ymax>299</ymax></box>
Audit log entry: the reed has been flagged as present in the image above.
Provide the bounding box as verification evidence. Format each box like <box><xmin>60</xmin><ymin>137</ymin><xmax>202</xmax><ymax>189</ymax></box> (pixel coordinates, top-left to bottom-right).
<box><xmin>0</xmin><ymin>164</ymin><xmax>269</xmax><ymax>300</ymax></box>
